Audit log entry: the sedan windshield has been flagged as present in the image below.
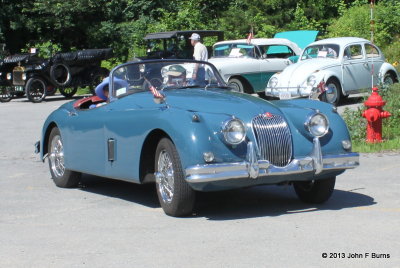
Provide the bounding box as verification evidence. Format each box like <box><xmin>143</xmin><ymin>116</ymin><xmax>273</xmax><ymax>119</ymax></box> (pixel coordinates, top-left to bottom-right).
<box><xmin>213</xmin><ymin>43</ymin><xmax>259</xmax><ymax>58</ymax></box>
<box><xmin>110</xmin><ymin>60</ymin><xmax>227</xmax><ymax>98</ymax></box>
<box><xmin>301</xmin><ymin>44</ymin><xmax>340</xmax><ymax>60</ymax></box>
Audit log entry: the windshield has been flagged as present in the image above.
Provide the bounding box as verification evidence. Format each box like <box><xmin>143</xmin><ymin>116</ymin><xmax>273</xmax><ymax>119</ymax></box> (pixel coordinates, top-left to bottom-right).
<box><xmin>213</xmin><ymin>43</ymin><xmax>260</xmax><ymax>58</ymax></box>
<box><xmin>110</xmin><ymin>60</ymin><xmax>227</xmax><ymax>99</ymax></box>
<box><xmin>301</xmin><ymin>44</ymin><xmax>340</xmax><ymax>60</ymax></box>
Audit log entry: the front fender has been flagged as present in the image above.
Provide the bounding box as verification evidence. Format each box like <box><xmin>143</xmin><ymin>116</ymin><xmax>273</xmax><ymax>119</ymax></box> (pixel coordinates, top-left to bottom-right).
<box><xmin>379</xmin><ymin>62</ymin><xmax>399</xmax><ymax>82</ymax></box>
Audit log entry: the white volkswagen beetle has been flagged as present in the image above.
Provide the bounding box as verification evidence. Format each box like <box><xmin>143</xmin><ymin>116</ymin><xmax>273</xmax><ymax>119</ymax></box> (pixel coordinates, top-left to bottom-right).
<box><xmin>265</xmin><ymin>37</ymin><xmax>399</xmax><ymax>105</ymax></box>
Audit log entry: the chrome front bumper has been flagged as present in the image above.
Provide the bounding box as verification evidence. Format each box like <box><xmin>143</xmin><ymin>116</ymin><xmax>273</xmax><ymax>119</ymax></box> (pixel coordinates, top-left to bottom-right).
<box><xmin>265</xmin><ymin>86</ymin><xmax>313</xmax><ymax>99</ymax></box>
<box><xmin>185</xmin><ymin>139</ymin><xmax>359</xmax><ymax>184</ymax></box>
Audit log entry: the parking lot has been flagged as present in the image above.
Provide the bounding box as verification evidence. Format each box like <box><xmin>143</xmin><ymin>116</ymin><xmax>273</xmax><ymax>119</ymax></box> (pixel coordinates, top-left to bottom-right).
<box><xmin>1</xmin><ymin>95</ymin><xmax>399</xmax><ymax>268</ymax></box>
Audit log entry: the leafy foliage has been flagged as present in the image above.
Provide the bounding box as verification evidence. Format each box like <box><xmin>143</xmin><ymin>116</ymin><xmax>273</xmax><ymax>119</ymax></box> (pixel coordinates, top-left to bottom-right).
<box><xmin>342</xmin><ymin>83</ymin><xmax>400</xmax><ymax>152</ymax></box>
<box><xmin>0</xmin><ymin>0</ymin><xmax>399</xmax><ymax>65</ymax></box>
<box><xmin>327</xmin><ymin>1</ymin><xmax>400</xmax><ymax>48</ymax></box>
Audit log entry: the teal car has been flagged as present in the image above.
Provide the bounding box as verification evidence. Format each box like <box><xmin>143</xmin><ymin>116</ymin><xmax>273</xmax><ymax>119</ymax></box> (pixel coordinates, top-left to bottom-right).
<box><xmin>209</xmin><ymin>31</ymin><xmax>318</xmax><ymax>94</ymax></box>
<box><xmin>36</xmin><ymin>59</ymin><xmax>359</xmax><ymax>217</ymax></box>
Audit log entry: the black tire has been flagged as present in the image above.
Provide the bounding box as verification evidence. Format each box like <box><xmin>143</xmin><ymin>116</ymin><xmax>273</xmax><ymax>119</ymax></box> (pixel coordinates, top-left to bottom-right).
<box><xmin>50</xmin><ymin>63</ymin><xmax>72</xmax><ymax>87</ymax></box>
<box><xmin>319</xmin><ymin>78</ymin><xmax>341</xmax><ymax>106</ymax></box>
<box><xmin>89</xmin><ymin>67</ymin><xmax>109</xmax><ymax>95</ymax></box>
<box><xmin>155</xmin><ymin>138</ymin><xmax>195</xmax><ymax>216</ymax></box>
<box><xmin>228</xmin><ymin>78</ymin><xmax>245</xmax><ymax>93</ymax></box>
<box><xmin>293</xmin><ymin>177</ymin><xmax>336</xmax><ymax>203</ymax></box>
<box><xmin>383</xmin><ymin>73</ymin><xmax>395</xmax><ymax>88</ymax></box>
<box><xmin>48</xmin><ymin>127</ymin><xmax>81</xmax><ymax>188</ymax></box>
<box><xmin>25</xmin><ymin>77</ymin><xmax>46</xmax><ymax>103</ymax></box>
<box><xmin>0</xmin><ymin>86</ymin><xmax>12</xmax><ymax>102</ymax></box>
<box><xmin>59</xmin><ymin>87</ymin><xmax>78</xmax><ymax>98</ymax></box>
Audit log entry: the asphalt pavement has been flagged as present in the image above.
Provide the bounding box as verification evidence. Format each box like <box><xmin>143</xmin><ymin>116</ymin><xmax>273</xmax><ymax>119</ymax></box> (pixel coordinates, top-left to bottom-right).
<box><xmin>0</xmin><ymin>95</ymin><xmax>398</xmax><ymax>268</ymax></box>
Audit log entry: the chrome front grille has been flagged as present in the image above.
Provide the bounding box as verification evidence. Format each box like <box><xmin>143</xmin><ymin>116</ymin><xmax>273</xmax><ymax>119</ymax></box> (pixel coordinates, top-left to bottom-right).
<box><xmin>252</xmin><ymin>113</ymin><xmax>293</xmax><ymax>167</ymax></box>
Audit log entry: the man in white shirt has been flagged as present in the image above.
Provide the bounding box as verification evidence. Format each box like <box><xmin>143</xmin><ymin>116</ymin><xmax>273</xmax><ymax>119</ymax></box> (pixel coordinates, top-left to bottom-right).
<box><xmin>189</xmin><ymin>33</ymin><xmax>208</xmax><ymax>85</ymax></box>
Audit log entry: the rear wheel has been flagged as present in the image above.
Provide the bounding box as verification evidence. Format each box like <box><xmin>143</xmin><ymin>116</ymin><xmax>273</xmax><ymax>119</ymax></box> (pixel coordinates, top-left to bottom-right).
<box><xmin>228</xmin><ymin>78</ymin><xmax>245</xmax><ymax>93</ymax></box>
<box><xmin>155</xmin><ymin>138</ymin><xmax>195</xmax><ymax>216</ymax></box>
<box><xmin>383</xmin><ymin>73</ymin><xmax>395</xmax><ymax>88</ymax></box>
<box><xmin>59</xmin><ymin>87</ymin><xmax>78</xmax><ymax>98</ymax></box>
<box><xmin>293</xmin><ymin>177</ymin><xmax>336</xmax><ymax>203</ymax></box>
<box><xmin>89</xmin><ymin>67</ymin><xmax>109</xmax><ymax>95</ymax></box>
<box><xmin>0</xmin><ymin>86</ymin><xmax>12</xmax><ymax>102</ymax></box>
<box><xmin>319</xmin><ymin>79</ymin><xmax>341</xmax><ymax>106</ymax></box>
<box><xmin>48</xmin><ymin>127</ymin><xmax>81</xmax><ymax>188</ymax></box>
<box><xmin>25</xmin><ymin>77</ymin><xmax>46</xmax><ymax>103</ymax></box>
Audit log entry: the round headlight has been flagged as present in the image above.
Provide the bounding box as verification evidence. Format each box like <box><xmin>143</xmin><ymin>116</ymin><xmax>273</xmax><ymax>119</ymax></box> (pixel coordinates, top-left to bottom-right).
<box><xmin>22</xmin><ymin>73</ymin><xmax>27</xmax><ymax>80</ymax></box>
<box><xmin>307</xmin><ymin>75</ymin><xmax>316</xmax><ymax>87</ymax></box>
<box><xmin>6</xmin><ymin>73</ymin><xmax>11</xmax><ymax>80</ymax></box>
<box><xmin>222</xmin><ymin>118</ymin><xmax>246</xmax><ymax>145</ymax></box>
<box><xmin>305</xmin><ymin>113</ymin><xmax>329</xmax><ymax>137</ymax></box>
<box><xmin>269</xmin><ymin>77</ymin><xmax>278</xmax><ymax>88</ymax></box>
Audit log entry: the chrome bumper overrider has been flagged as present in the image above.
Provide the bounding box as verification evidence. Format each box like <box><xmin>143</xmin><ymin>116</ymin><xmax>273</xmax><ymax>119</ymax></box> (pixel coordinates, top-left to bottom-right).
<box><xmin>185</xmin><ymin>140</ymin><xmax>359</xmax><ymax>184</ymax></box>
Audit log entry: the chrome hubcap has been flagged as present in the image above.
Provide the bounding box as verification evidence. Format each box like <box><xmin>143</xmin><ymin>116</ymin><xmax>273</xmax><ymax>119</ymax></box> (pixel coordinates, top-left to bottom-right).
<box><xmin>156</xmin><ymin>150</ymin><xmax>174</xmax><ymax>203</ymax></box>
<box><xmin>49</xmin><ymin>135</ymin><xmax>65</xmax><ymax>178</ymax></box>
<box><xmin>326</xmin><ymin>83</ymin><xmax>338</xmax><ymax>104</ymax></box>
<box><xmin>228</xmin><ymin>81</ymin><xmax>242</xmax><ymax>92</ymax></box>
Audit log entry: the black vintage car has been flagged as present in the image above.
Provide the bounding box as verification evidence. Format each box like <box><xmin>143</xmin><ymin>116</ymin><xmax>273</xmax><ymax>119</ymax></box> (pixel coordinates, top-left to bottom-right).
<box><xmin>0</xmin><ymin>48</ymin><xmax>112</xmax><ymax>103</ymax></box>
<box><xmin>143</xmin><ymin>30</ymin><xmax>224</xmax><ymax>59</ymax></box>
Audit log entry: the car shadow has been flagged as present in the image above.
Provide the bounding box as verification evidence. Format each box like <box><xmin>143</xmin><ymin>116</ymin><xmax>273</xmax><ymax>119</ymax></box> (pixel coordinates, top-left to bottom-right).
<box><xmin>338</xmin><ymin>95</ymin><xmax>364</xmax><ymax>107</ymax></box>
<box><xmin>195</xmin><ymin>185</ymin><xmax>375</xmax><ymax>220</ymax></box>
<box><xmin>78</xmin><ymin>174</ymin><xmax>375</xmax><ymax>220</ymax></box>
<box><xmin>79</xmin><ymin>174</ymin><xmax>159</xmax><ymax>208</ymax></box>
<box><xmin>10</xmin><ymin>94</ymin><xmax>88</xmax><ymax>103</ymax></box>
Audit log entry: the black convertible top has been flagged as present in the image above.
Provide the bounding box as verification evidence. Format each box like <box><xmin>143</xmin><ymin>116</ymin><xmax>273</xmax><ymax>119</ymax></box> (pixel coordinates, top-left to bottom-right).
<box><xmin>144</xmin><ymin>30</ymin><xmax>224</xmax><ymax>40</ymax></box>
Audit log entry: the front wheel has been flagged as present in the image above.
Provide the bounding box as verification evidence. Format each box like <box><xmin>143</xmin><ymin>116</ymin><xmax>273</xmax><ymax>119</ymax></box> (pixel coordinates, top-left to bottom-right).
<box><xmin>155</xmin><ymin>138</ymin><xmax>195</xmax><ymax>217</ymax></box>
<box><xmin>48</xmin><ymin>127</ymin><xmax>81</xmax><ymax>188</ymax></box>
<box><xmin>293</xmin><ymin>177</ymin><xmax>336</xmax><ymax>203</ymax></box>
<box><xmin>25</xmin><ymin>77</ymin><xmax>46</xmax><ymax>103</ymax></box>
<box><xmin>319</xmin><ymin>79</ymin><xmax>341</xmax><ymax>106</ymax></box>
<box><xmin>0</xmin><ymin>86</ymin><xmax>13</xmax><ymax>102</ymax></box>
<box><xmin>228</xmin><ymin>78</ymin><xmax>245</xmax><ymax>93</ymax></box>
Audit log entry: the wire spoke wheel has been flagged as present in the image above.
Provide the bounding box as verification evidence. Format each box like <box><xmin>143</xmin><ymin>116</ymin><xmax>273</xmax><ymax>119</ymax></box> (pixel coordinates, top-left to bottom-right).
<box><xmin>49</xmin><ymin>134</ymin><xmax>65</xmax><ymax>178</ymax></box>
<box><xmin>26</xmin><ymin>78</ymin><xmax>46</xmax><ymax>103</ymax></box>
<box><xmin>156</xmin><ymin>150</ymin><xmax>175</xmax><ymax>203</ymax></box>
<box><xmin>47</xmin><ymin>127</ymin><xmax>81</xmax><ymax>188</ymax></box>
<box><xmin>155</xmin><ymin>138</ymin><xmax>195</xmax><ymax>216</ymax></box>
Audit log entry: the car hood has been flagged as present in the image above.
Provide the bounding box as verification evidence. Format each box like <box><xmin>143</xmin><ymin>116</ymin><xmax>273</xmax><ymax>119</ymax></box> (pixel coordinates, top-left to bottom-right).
<box><xmin>164</xmin><ymin>88</ymin><xmax>282</xmax><ymax>118</ymax></box>
<box><xmin>274</xmin><ymin>30</ymin><xmax>319</xmax><ymax>50</ymax></box>
<box><xmin>276</xmin><ymin>58</ymin><xmax>339</xmax><ymax>83</ymax></box>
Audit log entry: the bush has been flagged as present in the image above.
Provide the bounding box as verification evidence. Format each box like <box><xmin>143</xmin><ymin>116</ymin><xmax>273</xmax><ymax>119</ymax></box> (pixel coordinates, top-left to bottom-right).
<box><xmin>342</xmin><ymin>83</ymin><xmax>400</xmax><ymax>152</ymax></box>
<box><xmin>327</xmin><ymin>2</ymin><xmax>400</xmax><ymax>48</ymax></box>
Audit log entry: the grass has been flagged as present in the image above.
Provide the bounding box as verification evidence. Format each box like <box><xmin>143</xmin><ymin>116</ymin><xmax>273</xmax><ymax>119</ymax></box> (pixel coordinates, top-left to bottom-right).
<box><xmin>76</xmin><ymin>87</ymin><xmax>92</xmax><ymax>96</ymax></box>
<box><xmin>342</xmin><ymin>83</ymin><xmax>400</xmax><ymax>153</ymax></box>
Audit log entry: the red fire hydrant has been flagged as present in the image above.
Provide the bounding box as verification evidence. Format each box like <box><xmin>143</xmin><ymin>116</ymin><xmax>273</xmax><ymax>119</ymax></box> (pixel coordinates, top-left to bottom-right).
<box><xmin>361</xmin><ymin>87</ymin><xmax>391</xmax><ymax>143</ymax></box>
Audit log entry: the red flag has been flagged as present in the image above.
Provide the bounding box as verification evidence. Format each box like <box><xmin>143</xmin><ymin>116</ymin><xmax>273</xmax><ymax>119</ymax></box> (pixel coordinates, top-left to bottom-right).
<box><xmin>149</xmin><ymin>85</ymin><xmax>164</xmax><ymax>98</ymax></box>
<box><xmin>316</xmin><ymin>79</ymin><xmax>326</xmax><ymax>93</ymax></box>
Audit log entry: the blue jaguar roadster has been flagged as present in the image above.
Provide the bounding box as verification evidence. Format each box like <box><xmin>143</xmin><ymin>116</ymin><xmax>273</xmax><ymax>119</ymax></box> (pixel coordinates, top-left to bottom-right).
<box><xmin>36</xmin><ymin>59</ymin><xmax>359</xmax><ymax>216</ymax></box>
